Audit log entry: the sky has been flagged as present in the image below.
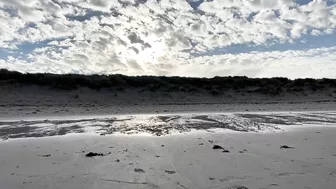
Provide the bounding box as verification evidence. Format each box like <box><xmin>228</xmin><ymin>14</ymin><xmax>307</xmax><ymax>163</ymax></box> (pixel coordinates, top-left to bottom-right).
<box><xmin>0</xmin><ymin>0</ymin><xmax>336</xmax><ymax>78</ymax></box>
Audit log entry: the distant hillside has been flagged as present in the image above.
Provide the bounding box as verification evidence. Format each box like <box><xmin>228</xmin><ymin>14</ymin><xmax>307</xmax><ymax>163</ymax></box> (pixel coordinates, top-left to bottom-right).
<box><xmin>1</xmin><ymin>69</ymin><xmax>336</xmax><ymax>96</ymax></box>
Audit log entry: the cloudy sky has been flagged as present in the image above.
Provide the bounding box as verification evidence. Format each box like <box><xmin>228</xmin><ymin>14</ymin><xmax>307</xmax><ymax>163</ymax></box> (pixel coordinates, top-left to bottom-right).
<box><xmin>0</xmin><ymin>0</ymin><xmax>336</xmax><ymax>78</ymax></box>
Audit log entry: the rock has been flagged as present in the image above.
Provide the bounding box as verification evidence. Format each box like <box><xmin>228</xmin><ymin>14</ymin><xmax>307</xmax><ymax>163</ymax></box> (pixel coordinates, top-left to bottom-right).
<box><xmin>134</xmin><ymin>168</ymin><xmax>145</xmax><ymax>173</ymax></box>
<box><xmin>38</xmin><ymin>154</ymin><xmax>51</xmax><ymax>157</ymax></box>
<box><xmin>222</xmin><ymin>149</ymin><xmax>230</xmax><ymax>153</ymax></box>
<box><xmin>165</xmin><ymin>170</ymin><xmax>176</xmax><ymax>174</ymax></box>
<box><xmin>239</xmin><ymin>149</ymin><xmax>247</xmax><ymax>153</ymax></box>
<box><xmin>85</xmin><ymin>152</ymin><xmax>104</xmax><ymax>157</ymax></box>
<box><xmin>280</xmin><ymin>145</ymin><xmax>294</xmax><ymax>149</ymax></box>
<box><xmin>213</xmin><ymin>145</ymin><xmax>224</xmax><ymax>150</ymax></box>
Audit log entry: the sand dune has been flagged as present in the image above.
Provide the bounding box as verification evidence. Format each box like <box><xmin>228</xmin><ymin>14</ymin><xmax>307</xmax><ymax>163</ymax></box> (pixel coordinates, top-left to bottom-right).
<box><xmin>1</xmin><ymin>85</ymin><xmax>336</xmax><ymax>118</ymax></box>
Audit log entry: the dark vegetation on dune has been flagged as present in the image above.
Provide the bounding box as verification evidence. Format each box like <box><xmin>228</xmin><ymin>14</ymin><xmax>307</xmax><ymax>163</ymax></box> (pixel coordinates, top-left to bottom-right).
<box><xmin>1</xmin><ymin>69</ymin><xmax>336</xmax><ymax>96</ymax></box>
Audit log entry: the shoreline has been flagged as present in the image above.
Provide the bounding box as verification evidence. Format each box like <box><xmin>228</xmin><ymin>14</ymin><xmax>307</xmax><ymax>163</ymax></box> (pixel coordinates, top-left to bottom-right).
<box><xmin>1</xmin><ymin>109</ymin><xmax>336</xmax><ymax>122</ymax></box>
<box><xmin>1</xmin><ymin>111</ymin><xmax>335</xmax><ymax>140</ymax></box>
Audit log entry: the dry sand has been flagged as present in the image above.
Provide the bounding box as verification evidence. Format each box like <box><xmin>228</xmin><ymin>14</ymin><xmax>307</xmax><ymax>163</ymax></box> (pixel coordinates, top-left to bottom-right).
<box><xmin>1</xmin><ymin>85</ymin><xmax>336</xmax><ymax>118</ymax></box>
<box><xmin>1</xmin><ymin>125</ymin><xmax>336</xmax><ymax>189</ymax></box>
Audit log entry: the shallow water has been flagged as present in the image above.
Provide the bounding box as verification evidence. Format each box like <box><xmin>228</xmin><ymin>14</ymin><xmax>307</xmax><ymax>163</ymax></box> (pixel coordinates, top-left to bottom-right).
<box><xmin>1</xmin><ymin>111</ymin><xmax>335</xmax><ymax>139</ymax></box>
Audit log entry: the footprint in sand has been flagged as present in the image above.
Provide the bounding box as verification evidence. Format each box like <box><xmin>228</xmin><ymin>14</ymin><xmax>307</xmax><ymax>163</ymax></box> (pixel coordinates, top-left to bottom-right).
<box><xmin>226</xmin><ymin>185</ymin><xmax>249</xmax><ymax>189</ymax></box>
<box><xmin>269</xmin><ymin>183</ymin><xmax>279</xmax><ymax>187</ymax></box>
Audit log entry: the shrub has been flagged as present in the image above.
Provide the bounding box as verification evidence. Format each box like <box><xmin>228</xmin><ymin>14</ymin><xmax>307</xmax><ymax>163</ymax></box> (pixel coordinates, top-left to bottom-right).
<box><xmin>204</xmin><ymin>85</ymin><xmax>213</xmax><ymax>91</ymax></box>
<box><xmin>165</xmin><ymin>84</ymin><xmax>179</xmax><ymax>92</ymax></box>
<box><xmin>0</xmin><ymin>69</ymin><xmax>335</xmax><ymax>96</ymax></box>
<box><xmin>147</xmin><ymin>83</ymin><xmax>161</xmax><ymax>92</ymax></box>
<box><xmin>209</xmin><ymin>88</ymin><xmax>221</xmax><ymax>96</ymax></box>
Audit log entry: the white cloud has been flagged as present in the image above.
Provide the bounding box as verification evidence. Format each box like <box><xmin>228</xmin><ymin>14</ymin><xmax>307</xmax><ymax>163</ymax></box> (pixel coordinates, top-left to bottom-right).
<box><xmin>0</xmin><ymin>0</ymin><xmax>335</xmax><ymax>78</ymax></box>
<box><xmin>172</xmin><ymin>46</ymin><xmax>336</xmax><ymax>79</ymax></box>
<box><xmin>311</xmin><ymin>29</ymin><xmax>323</xmax><ymax>36</ymax></box>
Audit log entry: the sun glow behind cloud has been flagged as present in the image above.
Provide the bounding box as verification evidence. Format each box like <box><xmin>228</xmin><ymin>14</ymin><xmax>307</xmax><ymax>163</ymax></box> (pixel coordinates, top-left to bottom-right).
<box><xmin>0</xmin><ymin>0</ymin><xmax>336</xmax><ymax>78</ymax></box>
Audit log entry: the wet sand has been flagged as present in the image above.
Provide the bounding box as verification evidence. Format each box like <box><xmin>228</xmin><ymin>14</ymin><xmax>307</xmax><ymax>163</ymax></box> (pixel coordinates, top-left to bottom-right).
<box><xmin>1</xmin><ymin>111</ymin><xmax>336</xmax><ymax>139</ymax></box>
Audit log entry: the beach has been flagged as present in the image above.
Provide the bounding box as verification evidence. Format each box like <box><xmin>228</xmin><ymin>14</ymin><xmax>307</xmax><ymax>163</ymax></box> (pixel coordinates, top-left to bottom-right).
<box><xmin>1</xmin><ymin>111</ymin><xmax>336</xmax><ymax>189</ymax></box>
